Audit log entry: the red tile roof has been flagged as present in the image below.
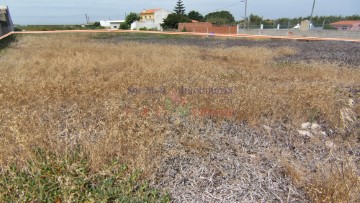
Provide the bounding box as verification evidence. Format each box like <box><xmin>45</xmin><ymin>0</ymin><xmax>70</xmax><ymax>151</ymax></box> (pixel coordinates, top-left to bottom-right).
<box><xmin>141</xmin><ymin>8</ymin><xmax>161</xmax><ymax>14</ymax></box>
<box><xmin>330</xmin><ymin>21</ymin><xmax>360</xmax><ymax>25</ymax></box>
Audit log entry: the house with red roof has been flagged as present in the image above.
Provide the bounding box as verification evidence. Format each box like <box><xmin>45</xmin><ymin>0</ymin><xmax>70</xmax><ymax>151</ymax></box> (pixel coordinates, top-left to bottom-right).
<box><xmin>330</xmin><ymin>21</ymin><xmax>360</xmax><ymax>31</ymax></box>
<box><xmin>131</xmin><ymin>8</ymin><xmax>172</xmax><ymax>31</ymax></box>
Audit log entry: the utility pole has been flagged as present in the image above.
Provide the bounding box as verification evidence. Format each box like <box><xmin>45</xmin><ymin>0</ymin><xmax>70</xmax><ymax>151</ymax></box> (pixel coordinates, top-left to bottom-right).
<box><xmin>85</xmin><ymin>14</ymin><xmax>90</xmax><ymax>24</ymax></box>
<box><xmin>309</xmin><ymin>0</ymin><xmax>316</xmax><ymax>29</ymax></box>
<box><xmin>241</xmin><ymin>0</ymin><xmax>248</xmax><ymax>29</ymax></box>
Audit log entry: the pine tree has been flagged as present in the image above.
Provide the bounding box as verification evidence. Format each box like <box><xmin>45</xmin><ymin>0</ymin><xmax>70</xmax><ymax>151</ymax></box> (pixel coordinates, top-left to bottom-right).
<box><xmin>174</xmin><ymin>0</ymin><xmax>186</xmax><ymax>16</ymax></box>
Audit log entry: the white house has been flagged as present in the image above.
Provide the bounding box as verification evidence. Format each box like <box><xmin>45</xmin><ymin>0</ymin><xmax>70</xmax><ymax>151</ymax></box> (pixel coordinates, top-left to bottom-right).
<box><xmin>131</xmin><ymin>8</ymin><xmax>172</xmax><ymax>30</ymax></box>
<box><xmin>100</xmin><ymin>20</ymin><xmax>125</xmax><ymax>30</ymax></box>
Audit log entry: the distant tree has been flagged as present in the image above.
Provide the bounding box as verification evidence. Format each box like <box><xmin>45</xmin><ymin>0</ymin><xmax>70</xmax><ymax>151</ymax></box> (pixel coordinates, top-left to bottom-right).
<box><xmin>347</xmin><ymin>14</ymin><xmax>360</xmax><ymax>20</ymax></box>
<box><xmin>249</xmin><ymin>14</ymin><xmax>263</xmax><ymax>25</ymax></box>
<box><xmin>188</xmin><ymin>10</ymin><xmax>204</xmax><ymax>21</ymax></box>
<box><xmin>93</xmin><ymin>22</ymin><xmax>101</xmax><ymax>27</ymax></box>
<box><xmin>161</xmin><ymin>13</ymin><xmax>191</xmax><ymax>30</ymax></box>
<box><xmin>125</xmin><ymin>12</ymin><xmax>140</xmax><ymax>26</ymax></box>
<box><xmin>276</xmin><ymin>18</ymin><xmax>291</xmax><ymax>25</ymax></box>
<box><xmin>174</xmin><ymin>0</ymin><xmax>186</xmax><ymax>15</ymax></box>
<box><xmin>84</xmin><ymin>22</ymin><xmax>102</xmax><ymax>29</ymax></box>
<box><xmin>205</xmin><ymin>11</ymin><xmax>235</xmax><ymax>25</ymax></box>
<box><xmin>162</xmin><ymin>0</ymin><xmax>189</xmax><ymax>30</ymax></box>
<box><xmin>14</xmin><ymin>26</ymin><xmax>22</xmax><ymax>31</ymax></box>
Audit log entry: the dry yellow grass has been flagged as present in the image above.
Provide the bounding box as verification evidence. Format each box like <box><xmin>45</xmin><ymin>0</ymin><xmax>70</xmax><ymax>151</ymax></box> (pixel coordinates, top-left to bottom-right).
<box><xmin>282</xmin><ymin>157</ymin><xmax>360</xmax><ymax>202</ymax></box>
<box><xmin>306</xmin><ymin>161</ymin><xmax>360</xmax><ymax>203</ymax></box>
<box><xmin>0</xmin><ymin>33</ymin><xmax>359</xmax><ymax>201</ymax></box>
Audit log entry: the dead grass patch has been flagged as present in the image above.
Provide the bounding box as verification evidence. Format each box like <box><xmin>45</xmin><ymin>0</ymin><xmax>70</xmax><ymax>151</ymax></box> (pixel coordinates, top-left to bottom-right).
<box><xmin>282</xmin><ymin>161</ymin><xmax>360</xmax><ymax>202</ymax></box>
<box><xmin>305</xmin><ymin>163</ymin><xmax>360</xmax><ymax>203</ymax></box>
<box><xmin>0</xmin><ymin>33</ymin><xmax>359</xmax><ymax>201</ymax></box>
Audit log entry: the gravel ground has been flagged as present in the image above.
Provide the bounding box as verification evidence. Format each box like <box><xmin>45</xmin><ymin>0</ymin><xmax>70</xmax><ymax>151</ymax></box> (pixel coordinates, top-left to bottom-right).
<box><xmin>151</xmin><ymin>119</ymin><xmax>307</xmax><ymax>202</ymax></box>
<box><xmin>100</xmin><ymin>34</ymin><xmax>360</xmax><ymax>66</ymax></box>
<box><xmin>149</xmin><ymin>116</ymin><xmax>359</xmax><ymax>202</ymax></box>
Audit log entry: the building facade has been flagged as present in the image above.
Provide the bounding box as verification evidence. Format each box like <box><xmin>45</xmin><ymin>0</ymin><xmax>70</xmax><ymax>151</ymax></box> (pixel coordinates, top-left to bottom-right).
<box><xmin>0</xmin><ymin>5</ymin><xmax>13</xmax><ymax>36</ymax></box>
<box><xmin>131</xmin><ymin>8</ymin><xmax>171</xmax><ymax>30</ymax></box>
<box><xmin>330</xmin><ymin>21</ymin><xmax>360</xmax><ymax>31</ymax></box>
<box><xmin>100</xmin><ymin>20</ymin><xmax>125</xmax><ymax>30</ymax></box>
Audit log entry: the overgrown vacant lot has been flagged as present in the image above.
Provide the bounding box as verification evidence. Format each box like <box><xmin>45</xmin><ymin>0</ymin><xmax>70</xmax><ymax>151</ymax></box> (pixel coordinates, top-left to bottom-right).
<box><xmin>0</xmin><ymin>33</ymin><xmax>359</xmax><ymax>202</ymax></box>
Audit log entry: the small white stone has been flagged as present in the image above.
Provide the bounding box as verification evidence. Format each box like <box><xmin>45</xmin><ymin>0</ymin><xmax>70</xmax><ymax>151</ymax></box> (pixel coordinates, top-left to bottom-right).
<box><xmin>325</xmin><ymin>141</ymin><xmax>336</xmax><ymax>149</ymax></box>
<box><xmin>310</xmin><ymin>123</ymin><xmax>321</xmax><ymax>131</ymax></box>
<box><xmin>301</xmin><ymin>122</ymin><xmax>311</xmax><ymax>129</ymax></box>
<box><xmin>263</xmin><ymin>125</ymin><xmax>272</xmax><ymax>131</ymax></box>
<box><xmin>349</xmin><ymin>99</ymin><xmax>355</xmax><ymax>107</ymax></box>
<box><xmin>298</xmin><ymin>130</ymin><xmax>313</xmax><ymax>138</ymax></box>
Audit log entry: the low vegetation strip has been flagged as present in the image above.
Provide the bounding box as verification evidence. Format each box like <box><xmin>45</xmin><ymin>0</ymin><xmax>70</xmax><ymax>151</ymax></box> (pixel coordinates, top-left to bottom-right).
<box><xmin>10</xmin><ymin>29</ymin><xmax>360</xmax><ymax>42</ymax></box>
<box><xmin>0</xmin><ymin>147</ymin><xmax>170</xmax><ymax>202</ymax></box>
<box><xmin>0</xmin><ymin>33</ymin><xmax>359</xmax><ymax>202</ymax></box>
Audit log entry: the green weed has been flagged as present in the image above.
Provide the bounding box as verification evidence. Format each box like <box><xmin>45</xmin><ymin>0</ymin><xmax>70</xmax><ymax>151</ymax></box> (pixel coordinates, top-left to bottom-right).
<box><xmin>0</xmin><ymin>147</ymin><xmax>170</xmax><ymax>202</ymax></box>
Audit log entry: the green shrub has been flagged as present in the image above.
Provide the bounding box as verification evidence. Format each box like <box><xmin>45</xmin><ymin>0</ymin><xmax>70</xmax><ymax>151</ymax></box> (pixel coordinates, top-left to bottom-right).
<box><xmin>14</xmin><ymin>26</ymin><xmax>22</xmax><ymax>31</ymax></box>
<box><xmin>120</xmin><ymin>22</ymin><xmax>130</xmax><ymax>30</ymax></box>
<box><xmin>147</xmin><ymin>27</ymin><xmax>159</xmax><ymax>31</ymax></box>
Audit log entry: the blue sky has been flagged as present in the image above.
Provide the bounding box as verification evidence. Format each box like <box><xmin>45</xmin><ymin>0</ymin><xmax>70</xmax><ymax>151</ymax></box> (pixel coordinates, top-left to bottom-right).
<box><xmin>3</xmin><ymin>0</ymin><xmax>360</xmax><ymax>25</ymax></box>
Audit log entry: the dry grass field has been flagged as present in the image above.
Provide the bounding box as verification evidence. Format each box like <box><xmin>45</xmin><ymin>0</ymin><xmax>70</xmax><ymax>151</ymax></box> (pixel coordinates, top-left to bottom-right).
<box><xmin>0</xmin><ymin>33</ymin><xmax>359</xmax><ymax>202</ymax></box>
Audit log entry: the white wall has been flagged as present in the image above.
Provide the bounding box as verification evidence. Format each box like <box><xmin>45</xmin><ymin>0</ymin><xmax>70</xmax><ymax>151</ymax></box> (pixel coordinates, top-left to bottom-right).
<box><xmin>100</xmin><ymin>20</ymin><xmax>124</xmax><ymax>29</ymax></box>
<box><xmin>131</xmin><ymin>20</ymin><xmax>160</xmax><ymax>30</ymax></box>
<box><xmin>100</xmin><ymin>20</ymin><xmax>111</xmax><ymax>27</ymax></box>
<box><xmin>110</xmin><ymin>23</ymin><xmax>121</xmax><ymax>30</ymax></box>
<box><xmin>154</xmin><ymin>9</ymin><xmax>171</xmax><ymax>25</ymax></box>
<box><xmin>131</xmin><ymin>9</ymin><xmax>171</xmax><ymax>31</ymax></box>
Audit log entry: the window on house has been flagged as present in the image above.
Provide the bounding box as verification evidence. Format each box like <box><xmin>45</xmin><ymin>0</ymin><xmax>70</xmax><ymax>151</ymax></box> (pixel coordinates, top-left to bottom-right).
<box><xmin>114</xmin><ymin>26</ymin><xmax>117</xmax><ymax>28</ymax></box>
<box><xmin>342</xmin><ymin>26</ymin><xmax>348</xmax><ymax>30</ymax></box>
